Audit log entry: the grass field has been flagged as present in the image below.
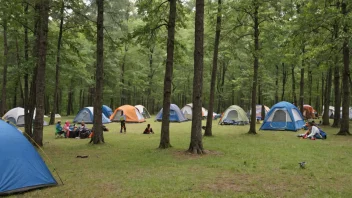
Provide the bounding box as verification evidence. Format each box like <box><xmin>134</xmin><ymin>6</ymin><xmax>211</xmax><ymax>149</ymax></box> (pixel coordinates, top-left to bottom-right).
<box><xmin>14</xmin><ymin>117</ymin><xmax>352</xmax><ymax>198</ymax></box>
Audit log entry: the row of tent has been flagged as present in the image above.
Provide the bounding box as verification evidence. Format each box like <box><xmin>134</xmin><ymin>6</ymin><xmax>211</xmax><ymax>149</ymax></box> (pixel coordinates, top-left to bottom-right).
<box><xmin>74</xmin><ymin>104</ymin><xmax>216</xmax><ymax>124</ymax></box>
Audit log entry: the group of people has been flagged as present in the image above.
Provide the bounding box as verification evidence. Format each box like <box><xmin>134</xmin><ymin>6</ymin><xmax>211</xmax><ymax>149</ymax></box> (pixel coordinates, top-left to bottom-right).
<box><xmin>55</xmin><ymin>120</ymin><xmax>90</xmax><ymax>138</ymax></box>
<box><xmin>298</xmin><ymin>121</ymin><xmax>326</xmax><ymax>140</ymax></box>
<box><xmin>55</xmin><ymin>112</ymin><xmax>152</xmax><ymax>138</ymax></box>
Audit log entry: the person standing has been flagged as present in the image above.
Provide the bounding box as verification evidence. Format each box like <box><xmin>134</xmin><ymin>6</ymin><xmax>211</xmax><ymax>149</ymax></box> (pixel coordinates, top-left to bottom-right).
<box><xmin>120</xmin><ymin>111</ymin><xmax>126</xmax><ymax>133</ymax></box>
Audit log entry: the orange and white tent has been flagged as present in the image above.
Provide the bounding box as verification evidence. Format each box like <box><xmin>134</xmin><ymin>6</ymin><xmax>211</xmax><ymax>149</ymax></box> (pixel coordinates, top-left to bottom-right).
<box><xmin>110</xmin><ymin>105</ymin><xmax>145</xmax><ymax>123</ymax></box>
<box><xmin>303</xmin><ymin>104</ymin><xmax>316</xmax><ymax>119</ymax></box>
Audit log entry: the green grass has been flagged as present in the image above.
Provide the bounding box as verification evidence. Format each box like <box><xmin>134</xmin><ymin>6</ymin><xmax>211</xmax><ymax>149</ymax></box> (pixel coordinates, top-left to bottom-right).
<box><xmin>15</xmin><ymin>117</ymin><xmax>352</xmax><ymax>197</ymax></box>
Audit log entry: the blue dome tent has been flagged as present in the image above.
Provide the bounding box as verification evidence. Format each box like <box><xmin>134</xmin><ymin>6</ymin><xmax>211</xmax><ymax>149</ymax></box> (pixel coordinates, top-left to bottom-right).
<box><xmin>102</xmin><ymin>105</ymin><xmax>113</xmax><ymax>118</ymax></box>
<box><xmin>260</xmin><ymin>101</ymin><xmax>305</xmax><ymax>131</ymax></box>
<box><xmin>0</xmin><ymin>120</ymin><xmax>57</xmax><ymax>195</ymax></box>
<box><xmin>73</xmin><ymin>107</ymin><xmax>111</xmax><ymax>124</ymax></box>
<box><xmin>155</xmin><ymin>104</ymin><xmax>187</xmax><ymax>122</ymax></box>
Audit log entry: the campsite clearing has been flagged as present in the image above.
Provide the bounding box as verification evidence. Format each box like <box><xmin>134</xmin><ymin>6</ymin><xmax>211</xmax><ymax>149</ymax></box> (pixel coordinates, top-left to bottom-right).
<box><xmin>16</xmin><ymin>117</ymin><xmax>352</xmax><ymax>197</ymax></box>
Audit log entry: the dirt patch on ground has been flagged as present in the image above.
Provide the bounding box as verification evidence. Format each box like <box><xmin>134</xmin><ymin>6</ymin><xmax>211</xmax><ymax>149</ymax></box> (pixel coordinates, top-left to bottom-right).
<box><xmin>172</xmin><ymin>149</ymin><xmax>223</xmax><ymax>160</ymax></box>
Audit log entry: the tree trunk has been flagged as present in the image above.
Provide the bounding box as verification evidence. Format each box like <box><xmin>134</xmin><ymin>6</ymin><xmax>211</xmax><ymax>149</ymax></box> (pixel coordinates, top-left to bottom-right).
<box><xmin>299</xmin><ymin>47</ymin><xmax>305</xmax><ymax>115</ymax></box>
<box><xmin>315</xmin><ymin>79</ymin><xmax>320</xmax><ymax>114</ymax></box>
<box><xmin>321</xmin><ymin>73</ymin><xmax>324</xmax><ymax>110</ymax></box>
<box><xmin>291</xmin><ymin>64</ymin><xmax>297</xmax><ymax>104</ymax></box>
<box><xmin>322</xmin><ymin>67</ymin><xmax>332</xmax><ymax>125</ymax></box>
<box><xmin>332</xmin><ymin>16</ymin><xmax>341</xmax><ymax>128</ymax></box>
<box><xmin>91</xmin><ymin>0</ymin><xmax>105</xmax><ymax>144</ymax></box>
<box><xmin>308</xmin><ymin>66</ymin><xmax>313</xmax><ymax>105</ymax></box>
<box><xmin>67</xmin><ymin>85</ymin><xmax>73</xmax><ymax>116</ymax></box>
<box><xmin>120</xmin><ymin>46</ymin><xmax>127</xmax><ymax>105</ymax></box>
<box><xmin>281</xmin><ymin>63</ymin><xmax>287</xmax><ymax>101</ymax></box>
<box><xmin>189</xmin><ymin>0</ymin><xmax>205</xmax><ymax>154</ymax></box>
<box><xmin>80</xmin><ymin>89</ymin><xmax>84</xmax><ymax>109</ymax></box>
<box><xmin>50</xmin><ymin>0</ymin><xmax>64</xmax><ymax>125</ymax></box>
<box><xmin>0</xmin><ymin>19</ymin><xmax>8</xmax><ymax>116</ymax></box>
<box><xmin>337</xmin><ymin>2</ymin><xmax>350</xmax><ymax>135</ymax></box>
<box><xmin>205</xmin><ymin>0</ymin><xmax>221</xmax><ymax>137</ymax></box>
<box><xmin>23</xmin><ymin>0</ymin><xmax>34</xmax><ymax>138</ymax></box>
<box><xmin>275</xmin><ymin>65</ymin><xmax>279</xmax><ymax>103</ymax></box>
<box><xmin>33</xmin><ymin>0</ymin><xmax>50</xmax><ymax>147</ymax></box>
<box><xmin>248</xmin><ymin>1</ymin><xmax>259</xmax><ymax>134</ymax></box>
<box><xmin>159</xmin><ymin>0</ymin><xmax>176</xmax><ymax>149</ymax></box>
<box><xmin>15</xmin><ymin>36</ymin><xmax>22</xmax><ymax>107</ymax></box>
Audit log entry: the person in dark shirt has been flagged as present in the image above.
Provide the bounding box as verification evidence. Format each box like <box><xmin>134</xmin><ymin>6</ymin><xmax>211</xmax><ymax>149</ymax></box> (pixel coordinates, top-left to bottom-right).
<box><xmin>143</xmin><ymin>124</ymin><xmax>154</xmax><ymax>134</ymax></box>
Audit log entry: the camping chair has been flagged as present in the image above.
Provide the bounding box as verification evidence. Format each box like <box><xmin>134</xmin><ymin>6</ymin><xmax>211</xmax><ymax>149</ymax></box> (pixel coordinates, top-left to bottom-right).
<box><xmin>55</xmin><ymin>130</ymin><xmax>65</xmax><ymax>138</ymax></box>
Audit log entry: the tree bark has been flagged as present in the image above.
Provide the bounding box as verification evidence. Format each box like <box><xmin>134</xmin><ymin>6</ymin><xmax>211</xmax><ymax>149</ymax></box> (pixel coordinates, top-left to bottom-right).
<box><xmin>33</xmin><ymin>0</ymin><xmax>50</xmax><ymax>147</ymax></box>
<box><xmin>275</xmin><ymin>65</ymin><xmax>279</xmax><ymax>103</ymax></box>
<box><xmin>281</xmin><ymin>63</ymin><xmax>287</xmax><ymax>101</ymax></box>
<box><xmin>299</xmin><ymin>46</ymin><xmax>305</xmax><ymax>115</ymax></box>
<box><xmin>205</xmin><ymin>0</ymin><xmax>221</xmax><ymax>137</ymax></box>
<box><xmin>248</xmin><ymin>1</ymin><xmax>259</xmax><ymax>134</ymax></box>
<box><xmin>322</xmin><ymin>67</ymin><xmax>332</xmax><ymax>125</ymax></box>
<box><xmin>50</xmin><ymin>0</ymin><xmax>64</xmax><ymax>125</ymax></box>
<box><xmin>159</xmin><ymin>0</ymin><xmax>176</xmax><ymax>149</ymax></box>
<box><xmin>189</xmin><ymin>0</ymin><xmax>205</xmax><ymax>154</ymax></box>
<box><xmin>337</xmin><ymin>2</ymin><xmax>350</xmax><ymax>135</ymax></box>
<box><xmin>15</xmin><ymin>36</ymin><xmax>22</xmax><ymax>107</ymax></box>
<box><xmin>332</xmin><ymin>15</ymin><xmax>341</xmax><ymax>128</ymax></box>
<box><xmin>23</xmin><ymin>0</ymin><xmax>35</xmax><ymax>138</ymax></box>
<box><xmin>67</xmin><ymin>84</ymin><xmax>74</xmax><ymax>115</ymax></box>
<box><xmin>0</xmin><ymin>19</ymin><xmax>8</xmax><ymax>116</ymax></box>
<box><xmin>120</xmin><ymin>46</ymin><xmax>127</xmax><ymax>105</ymax></box>
<box><xmin>291</xmin><ymin>64</ymin><xmax>297</xmax><ymax>104</ymax></box>
<box><xmin>91</xmin><ymin>0</ymin><xmax>105</xmax><ymax>144</ymax></box>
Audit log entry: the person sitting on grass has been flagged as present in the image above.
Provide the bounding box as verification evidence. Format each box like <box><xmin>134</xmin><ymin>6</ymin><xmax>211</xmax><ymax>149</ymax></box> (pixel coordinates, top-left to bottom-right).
<box><xmin>306</xmin><ymin>122</ymin><xmax>323</xmax><ymax>140</ymax></box>
<box><xmin>143</xmin><ymin>124</ymin><xmax>154</xmax><ymax>134</ymax></box>
<box><xmin>63</xmin><ymin>120</ymin><xmax>71</xmax><ymax>138</ymax></box>
<box><xmin>55</xmin><ymin>120</ymin><xmax>65</xmax><ymax>138</ymax></box>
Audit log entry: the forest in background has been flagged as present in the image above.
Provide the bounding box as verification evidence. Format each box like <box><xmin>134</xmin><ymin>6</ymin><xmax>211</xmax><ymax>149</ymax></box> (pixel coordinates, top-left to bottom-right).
<box><xmin>0</xmin><ymin>0</ymin><xmax>351</xmax><ymax>119</ymax></box>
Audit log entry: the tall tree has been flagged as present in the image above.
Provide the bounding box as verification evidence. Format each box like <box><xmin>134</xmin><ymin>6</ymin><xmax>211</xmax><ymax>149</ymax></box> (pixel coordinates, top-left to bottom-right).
<box><xmin>33</xmin><ymin>0</ymin><xmax>50</xmax><ymax>146</ymax></box>
<box><xmin>248</xmin><ymin>0</ymin><xmax>259</xmax><ymax>134</ymax></box>
<box><xmin>322</xmin><ymin>67</ymin><xmax>332</xmax><ymax>125</ymax></box>
<box><xmin>291</xmin><ymin>64</ymin><xmax>297</xmax><ymax>104</ymax></box>
<box><xmin>0</xmin><ymin>18</ymin><xmax>8</xmax><ymax>116</ymax></box>
<box><xmin>188</xmin><ymin>0</ymin><xmax>204</xmax><ymax>154</ymax></box>
<box><xmin>332</xmin><ymin>3</ymin><xmax>341</xmax><ymax>128</ymax></box>
<box><xmin>159</xmin><ymin>0</ymin><xmax>177</xmax><ymax>149</ymax></box>
<box><xmin>50</xmin><ymin>0</ymin><xmax>65</xmax><ymax>125</ymax></box>
<box><xmin>204</xmin><ymin>0</ymin><xmax>222</xmax><ymax>137</ymax></box>
<box><xmin>337</xmin><ymin>1</ymin><xmax>350</xmax><ymax>135</ymax></box>
<box><xmin>92</xmin><ymin>0</ymin><xmax>105</xmax><ymax>144</ymax></box>
<box><xmin>23</xmin><ymin>0</ymin><xmax>35</xmax><ymax>138</ymax></box>
<box><xmin>299</xmin><ymin>46</ymin><xmax>305</xmax><ymax>115</ymax></box>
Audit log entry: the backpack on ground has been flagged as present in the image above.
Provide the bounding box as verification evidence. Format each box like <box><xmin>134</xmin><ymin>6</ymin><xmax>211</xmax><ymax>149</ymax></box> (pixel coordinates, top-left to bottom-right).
<box><xmin>316</xmin><ymin>128</ymin><xmax>327</xmax><ymax>139</ymax></box>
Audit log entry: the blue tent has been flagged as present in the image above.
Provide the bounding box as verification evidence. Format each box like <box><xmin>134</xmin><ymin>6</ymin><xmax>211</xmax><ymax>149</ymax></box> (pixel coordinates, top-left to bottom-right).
<box><xmin>102</xmin><ymin>105</ymin><xmax>113</xmax><ymax>118</ymax></box>
<box><xmin>73</xmin><ymin>107</ymin><xmax>111</xmax><ymax>124</ymax></box>
<box><xmin>0</xmin><ymin>120</ymin><xmax>57</xmax><ymax>195</ymax></box>
<box><xmin>155</xmin><ymin>104</ymin><xmax>187</xmax><ymax>122</ymax></box>
<box><xmin>260</xmin><ymin>101</ymin><xmax>305</xmax><ymax>131</ymax></box>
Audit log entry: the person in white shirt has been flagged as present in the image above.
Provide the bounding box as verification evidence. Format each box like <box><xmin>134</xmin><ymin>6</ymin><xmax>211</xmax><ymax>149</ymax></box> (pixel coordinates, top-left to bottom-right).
<box><xmin>307</xmin><ymin>122</ymin><xmax>322</xmax><ymax>140</ymax></box>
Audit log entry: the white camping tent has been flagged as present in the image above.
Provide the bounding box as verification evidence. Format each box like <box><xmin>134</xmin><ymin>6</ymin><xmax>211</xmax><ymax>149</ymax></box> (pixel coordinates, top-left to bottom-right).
<box><xmin>2</xmin><ymin>107</ymin><xmax>49</xmax><ymax>127</ymax></box>
<box><xmin>181</xmin><ymin>103</ymin><xmax>208</xmax><ymax>120</ymax></box>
